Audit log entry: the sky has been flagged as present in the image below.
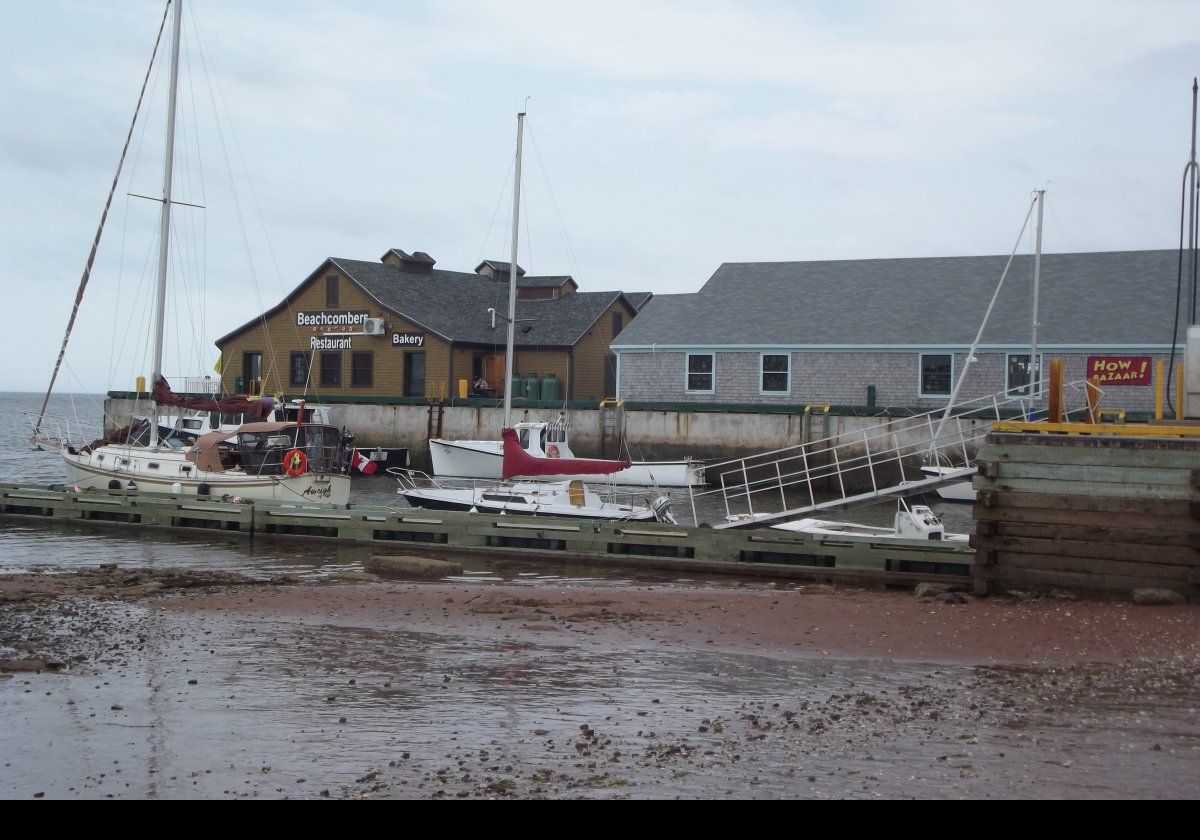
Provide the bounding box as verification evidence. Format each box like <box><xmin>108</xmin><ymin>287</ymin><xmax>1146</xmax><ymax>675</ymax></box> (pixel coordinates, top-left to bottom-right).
<box><xmin>2</xmin><ymin>0</ymin><xmax>1199</xmax><ymax>393</ymax></box>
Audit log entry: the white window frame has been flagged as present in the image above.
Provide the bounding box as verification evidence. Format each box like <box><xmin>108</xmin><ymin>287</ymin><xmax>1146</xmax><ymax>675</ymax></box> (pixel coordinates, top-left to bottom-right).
<box><xmin>759</xmin><ymin>352</ymin><xmax>791</xmax><ymax>396</ymax></box>
<box><xmin>685</xmin><ymin>352</ymin><xmax>715</xmax><ymax>394</ymax></box>
<box><xmin>918</xmin><ymin>352</ymin><xmax>955</xmax><ymax>398</ymax></box>
<box><xmin>1005</xmin><ymin>352</ymin><xmax>1044</xmax><ymax>398</ymax></box>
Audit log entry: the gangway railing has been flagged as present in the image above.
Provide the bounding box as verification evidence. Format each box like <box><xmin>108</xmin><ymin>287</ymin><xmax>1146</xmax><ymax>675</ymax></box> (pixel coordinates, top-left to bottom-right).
<box><xmin>701</xmin><ymin>380</ymin><xmax>1091</xmax><ymax>529</ymax></box>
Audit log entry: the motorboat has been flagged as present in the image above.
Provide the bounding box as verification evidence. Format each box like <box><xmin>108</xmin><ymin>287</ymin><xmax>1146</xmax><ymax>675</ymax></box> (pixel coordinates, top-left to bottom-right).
<box><xmin>430</xmin><ymin>414</ymin><xmax>704</xmax><ymax>487</ymax></box>
<box><xmin>769</xmin><ymin>501</ymin><xmax>969</xmax><ymax>543</ymax></box>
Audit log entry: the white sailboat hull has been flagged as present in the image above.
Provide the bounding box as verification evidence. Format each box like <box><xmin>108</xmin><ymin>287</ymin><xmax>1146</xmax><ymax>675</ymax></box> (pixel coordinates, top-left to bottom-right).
<box><xmin>62</xmin><ymin>448</ymin><xmax>351</xmax><ymax>505</ymax></box>
<box><xmin>399</xmin><ymin>480</ymin><xmax>662</xmax><ymax>521</ymax></box>
<box><xmin>429</xmin><ymin>438</ymin><xmax>704</xmax><ymax>487</ymax></box>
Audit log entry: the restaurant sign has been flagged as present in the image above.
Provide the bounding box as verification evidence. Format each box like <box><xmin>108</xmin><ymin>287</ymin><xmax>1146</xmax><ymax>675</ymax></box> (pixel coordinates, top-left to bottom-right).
<box><xmin>1086</xmin><ymin>356</ymin><xmax>1151</xmax><ymax>386</ymax></box>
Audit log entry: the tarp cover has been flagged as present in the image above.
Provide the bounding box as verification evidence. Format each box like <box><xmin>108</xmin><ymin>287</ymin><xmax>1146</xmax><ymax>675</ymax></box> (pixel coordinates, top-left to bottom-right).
<box><xmin>501</xmin><ymin>427</ymin><xmax>630</xmax><ymax>479</ymax></box>
<box><xmin>153</xmin><ymin>376</ymin><xmax>275</xmax><ymax>421</ymax></box>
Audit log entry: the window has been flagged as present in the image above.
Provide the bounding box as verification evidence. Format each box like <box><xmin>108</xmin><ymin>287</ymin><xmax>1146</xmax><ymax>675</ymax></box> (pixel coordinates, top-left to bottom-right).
<box><xmin>320</xmin><ymin>352</ymin><xmax>342</xmax><ymax>387</ymax></box>
<box><xmin>1006</xmin><ymin>353</ymin><xmax>1043</xmax><ymax>397</ymax></box>
<box><xmin>325</xmin><ymin>275</ymin><xmax>339</xmax><ymax>307</ymax></box>
<box><xmin>686</xmin><ymin>353</ymin><xmax>714</xmax><ymax>393</ymax></box>
<box><xmin>919</xmin><ymin>354</ymin><xmax>953</xmax><ymax>397</ymax></box>
<box><xmin>404</xmin><ymin>351</ymin><xmax>425</xmax><ymax>397</ymax></box>
<box><xmin>611</xmin><ymin>312</ymin><xmax>624</xmax><ymax>338</ymax></box>
<box><xmin>351</xmin><ymin>352</ymin><xmax>374</xmax><ymax>388</ymax></box>
<box><xmin>761</xmin><ymin>353</ymin><xmax>790</xmax><ymax>394</ymax></box>
<box><xmin>289</xmin><ymin>352</ymin><xmax>310</xmax><ymax>387</ymax></box>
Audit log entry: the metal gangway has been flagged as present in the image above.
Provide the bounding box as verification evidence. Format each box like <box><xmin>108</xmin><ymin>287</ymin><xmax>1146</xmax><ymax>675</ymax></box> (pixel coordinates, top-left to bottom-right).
<box><xmin>702</xmin><ymin>381</ymin><xmax>1077</xmax><ymax>529</ymax></box>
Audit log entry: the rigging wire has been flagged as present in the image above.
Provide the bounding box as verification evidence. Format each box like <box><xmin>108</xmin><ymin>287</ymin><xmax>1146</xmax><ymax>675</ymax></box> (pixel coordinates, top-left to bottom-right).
<box><xmin>526</xmin><ymin>121</ymin><xmax>583</xmax><ymax>280</ymax></box>
<box><xmin>34</xmin><ymin>0</ymin><xmax>171</xmax><ymax>436</ymax></box>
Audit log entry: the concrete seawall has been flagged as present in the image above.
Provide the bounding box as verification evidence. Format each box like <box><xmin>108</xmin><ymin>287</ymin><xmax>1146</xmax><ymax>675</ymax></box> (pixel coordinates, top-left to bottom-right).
<box><xmin>103</xmin><ymin>397</ymin><xmax>992</xmax><ymax>474</ymax></box>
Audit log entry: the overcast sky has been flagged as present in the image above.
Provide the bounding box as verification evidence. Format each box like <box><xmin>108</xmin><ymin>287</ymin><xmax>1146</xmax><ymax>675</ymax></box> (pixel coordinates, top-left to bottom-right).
<box><xmin>3</xmin><ymin>0</ymin><xmax>1199</xmax><ymax>393</ymax></box>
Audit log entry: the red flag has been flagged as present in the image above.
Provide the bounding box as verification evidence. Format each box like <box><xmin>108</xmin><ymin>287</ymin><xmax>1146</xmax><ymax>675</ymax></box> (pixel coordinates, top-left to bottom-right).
<box><xmin>352</xmin><ymin>450</ymin><xmax>378</xmax><ymax>475</ymax></box>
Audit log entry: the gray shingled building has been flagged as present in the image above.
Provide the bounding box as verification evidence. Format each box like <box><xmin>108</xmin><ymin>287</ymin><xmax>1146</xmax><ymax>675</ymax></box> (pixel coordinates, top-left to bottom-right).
<box><xmin>612</xmin><ymin>250</ymin><xmax>1187</xmax><ymax>412</ymax></box>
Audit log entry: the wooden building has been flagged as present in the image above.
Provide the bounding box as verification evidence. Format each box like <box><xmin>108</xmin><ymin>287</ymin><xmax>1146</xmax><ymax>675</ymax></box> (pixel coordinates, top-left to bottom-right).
<box><xmin>215</xmin><ymin>249</ymin><xmax>645</xmax><ymax>401</ymax></box>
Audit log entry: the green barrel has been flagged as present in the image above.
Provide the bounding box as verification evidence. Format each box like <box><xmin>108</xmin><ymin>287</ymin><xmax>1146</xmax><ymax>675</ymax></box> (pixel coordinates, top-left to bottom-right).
<box><xmin>510</xmin><ymin>374</ymin><xmax>523</xmax><ymax>399</ymax></box>
<box><xmin>540</xmin><ymin>373</ymin><xmax>559</xmax><ymax>402</ymax></box>
<box><xmin>524</xmin><ymin>372</ymin><xmax>539</xmax><ymax>400</ymax></box>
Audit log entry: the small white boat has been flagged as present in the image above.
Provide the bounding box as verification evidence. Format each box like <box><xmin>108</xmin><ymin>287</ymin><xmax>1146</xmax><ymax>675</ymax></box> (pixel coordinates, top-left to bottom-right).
<box><xmin>431</xmin><ymin>416</ymin><xmax>705</xmax><ymax>488</ymax></box>
<box><xmin>391</xmin><ymin>468</ymin><xmax>676</xmax><ymax>523</ymax></box>
<box><xmin>769</xmin><ymin>502</ymin><xmax>969</xmax><ymax>543</ymax></box>
<box><xmin>920</xmin><ymin>465</ymin><xmax>976</xmax><ymax>502</ymax></box>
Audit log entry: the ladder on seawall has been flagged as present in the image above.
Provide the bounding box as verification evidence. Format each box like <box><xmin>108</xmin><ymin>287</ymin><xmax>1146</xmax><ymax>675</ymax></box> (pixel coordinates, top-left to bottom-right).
<box><xmin>704</xmin><ymin>383</ymin><xmax>1058</xmax><ymax>529</ymax></box>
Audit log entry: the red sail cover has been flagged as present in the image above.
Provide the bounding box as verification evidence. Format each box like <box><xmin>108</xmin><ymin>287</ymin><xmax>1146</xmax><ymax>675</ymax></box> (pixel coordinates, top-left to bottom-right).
<box><xmin>152</xmin><ymin>376</ymin><xmax>276</xmax><ymax>421</ymax></box>
<box><xmin>502</xmin><ymin>427</ymin><xmax>630</xmax><ymax>480</ymax></box>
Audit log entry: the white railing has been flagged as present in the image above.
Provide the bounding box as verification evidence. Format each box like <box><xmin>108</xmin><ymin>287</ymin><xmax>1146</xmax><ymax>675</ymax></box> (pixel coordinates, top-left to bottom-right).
<box><xmin>24</xmin><ymin>411</ymin><xmax>105</xmax><ymax>450</ymax></box>
<box><xmin>702</xmin><ymin>379</ymin><xmax>1098</xmax><ymax>528</ymax></box>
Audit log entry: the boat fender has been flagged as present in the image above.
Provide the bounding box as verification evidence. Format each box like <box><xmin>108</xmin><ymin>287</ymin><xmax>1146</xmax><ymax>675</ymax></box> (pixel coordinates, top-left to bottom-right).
<box><xmin>284</xmin><ymin>449</ymin><xmax>308</xmax><ymax>477</ymax></box>
<box><xmin>107</xmin><ymin>479</ymin><xmax>121</xmax><ymax>491</ymax></box>
<box><xmin>198</xmin><ymin>483</ymin><xmax>211</xmax><ymax>496</ymax></box>
<box><xmin>547</xmin><ymin>444</ymin><xmax>561</xmax><ymax>458</ymax></box>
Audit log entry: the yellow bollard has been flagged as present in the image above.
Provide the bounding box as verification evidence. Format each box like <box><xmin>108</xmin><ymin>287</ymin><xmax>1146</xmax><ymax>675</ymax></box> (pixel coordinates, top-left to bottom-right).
<box><xmin>1155</xmin><ymin>360</ymin><xmax>1164</xmax><ymax>421</ymax></box>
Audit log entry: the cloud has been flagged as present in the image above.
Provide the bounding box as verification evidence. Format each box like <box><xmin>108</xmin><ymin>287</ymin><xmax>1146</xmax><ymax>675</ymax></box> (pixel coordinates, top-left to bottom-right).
<box><xmin>569</xmin><ymin>90</ymin><xmax>726</xmax><ymax>126</ymax></box>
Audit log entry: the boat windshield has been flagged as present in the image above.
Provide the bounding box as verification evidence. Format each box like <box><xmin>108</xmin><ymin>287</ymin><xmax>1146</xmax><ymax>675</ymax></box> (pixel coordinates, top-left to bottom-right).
<box><xmin>234</xmin><ymin>426</ymin><xmax>349</xmax><ymax>476</ymax></box>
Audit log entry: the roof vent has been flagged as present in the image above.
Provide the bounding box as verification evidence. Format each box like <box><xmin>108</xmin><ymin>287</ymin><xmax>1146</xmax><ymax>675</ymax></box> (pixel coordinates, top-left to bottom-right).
<box><xmin>474</xmin><ymin>259</ymin><xmax>525</xmax><ymax>279</ymax></box>
<box><xmin>382</xmin><ymin>249</ymin><xmax>436</xmax><ymax>273</ymax></box>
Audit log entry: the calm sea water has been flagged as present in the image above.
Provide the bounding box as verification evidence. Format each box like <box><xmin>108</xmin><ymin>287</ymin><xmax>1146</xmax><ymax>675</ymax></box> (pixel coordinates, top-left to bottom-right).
<box><xmin>0</xmin><ymin>391</ymin><xmax>974</xmax><ymax>578</ymax></box>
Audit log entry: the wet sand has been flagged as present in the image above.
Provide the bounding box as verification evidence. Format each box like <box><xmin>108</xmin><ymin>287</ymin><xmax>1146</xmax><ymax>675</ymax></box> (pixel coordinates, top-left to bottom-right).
<box><xmin>2</xmin><ymin>569</ymin><xmax>1198</xmax><ymax>799</ymax></box>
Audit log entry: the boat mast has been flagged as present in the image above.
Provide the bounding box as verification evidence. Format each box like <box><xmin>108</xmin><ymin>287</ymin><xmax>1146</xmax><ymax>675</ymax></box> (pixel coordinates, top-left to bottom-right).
<box><xmin>1189</xmin><ymin>79</ymin><xmax>1198</xmax><ymax>324</ymax></box>
<box><xmin>149</xmin><ymin>0</ymin><xmax>183</xmax><ymax>448</ymax></box>
<box><xmin>1029</xmin><ymin>189</ymin><xmax>1044</xmax><ymax>394</ymax></box>
<box><xmin>502</xmin><ymin>110</ymin><xmax>526</xmax><ymax>429</ymax></box>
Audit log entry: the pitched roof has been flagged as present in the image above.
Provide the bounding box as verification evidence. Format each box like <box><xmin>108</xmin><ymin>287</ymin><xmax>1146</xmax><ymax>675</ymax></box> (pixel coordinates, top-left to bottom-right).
<box><xmin>216</xmin><ymin>258</ymin><xmax>629</xmax><ymax>348</ymax></box>
<box><xmin>612</xmin><ymin>250</ymin><xmax>1187</xmax><ymax>349</ymax></box>
<box><xmin>624</xmin><ymin>291</ymin><xmax>654</xmax><ymax>310</ymax></box>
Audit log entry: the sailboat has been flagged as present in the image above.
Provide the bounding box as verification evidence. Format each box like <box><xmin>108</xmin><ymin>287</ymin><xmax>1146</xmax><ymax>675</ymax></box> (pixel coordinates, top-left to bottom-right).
<box><xmin>921</xmin><ymin>189</ymin><xmax>1048</xmax><ymax>502</ymax></box>
<box><xmin>31</xmin><ymin>0</ymin><xmax>354</xmax><ymax>505</ymax></box>
<box><xmin>393</xmin><ymin>111</ymin><xmax>675</xmax><ymax>522</ymax></box>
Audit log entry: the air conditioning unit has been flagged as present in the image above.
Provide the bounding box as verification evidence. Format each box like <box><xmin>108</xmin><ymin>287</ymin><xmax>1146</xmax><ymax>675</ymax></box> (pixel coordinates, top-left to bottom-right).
<box><xmin>363</xmin><ymin>318</ymin><xmax>385</xmax><ymax>336</ymax></box>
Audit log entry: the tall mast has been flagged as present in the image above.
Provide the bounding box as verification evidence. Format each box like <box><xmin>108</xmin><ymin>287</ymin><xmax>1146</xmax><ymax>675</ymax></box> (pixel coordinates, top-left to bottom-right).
<box><xmin>149</xmin><ymin>0</ymin><xmax>183</xmax><ymax>448</ymax></box>
<box><xmin>1030</xmin><ymin>189</ymin><xmax>1044</xmax><ymax>394</ymax></box>
<box><xmin>1189</xmin><ymin>79</ymin><xmax>1198</xmax><ymax>324</ymax></box>
<box><xmin>502</xmin><ymin>110</ymin><xmax>526</xmax><ymax>429</ymax></box>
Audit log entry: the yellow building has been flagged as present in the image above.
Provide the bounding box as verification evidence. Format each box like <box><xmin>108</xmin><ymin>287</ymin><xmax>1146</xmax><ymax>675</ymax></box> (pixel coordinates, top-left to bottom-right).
<box><xmin>215</xmin><ymin>249</ymin><xmax>645</xmax><ymax>402</ymax></box>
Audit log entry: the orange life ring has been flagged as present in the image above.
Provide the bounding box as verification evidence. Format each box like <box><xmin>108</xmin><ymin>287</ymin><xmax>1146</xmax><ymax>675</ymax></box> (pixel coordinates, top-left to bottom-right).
<box><xmin>284</xmin><ymin>449</ymin><xmax>308</xmax><ymax>476</ymax></box>
<box><xmin>547</xmin><ymin>444</ymin><xmax>561</xmax><ymax>458</ymax></box>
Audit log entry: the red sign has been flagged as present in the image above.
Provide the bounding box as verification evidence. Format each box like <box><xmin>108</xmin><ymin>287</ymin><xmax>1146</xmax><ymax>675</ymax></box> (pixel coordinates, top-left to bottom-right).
<box><xmin>1086</xmin><ymin>356</ymin><xmax>1151</xmax><ymax>386</ymax></box>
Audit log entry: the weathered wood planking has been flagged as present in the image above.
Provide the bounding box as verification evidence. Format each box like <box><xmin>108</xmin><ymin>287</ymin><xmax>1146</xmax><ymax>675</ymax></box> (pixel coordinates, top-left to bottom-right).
<box><xmin>970</xmin><ymin>534</ymin><xmax>1197</xmax><ymax>566</ymax></box>
<box><xmin>974</xmin><ymin>519</ymin><xmax>1199</xmax><ymax>548</ymax></box>
<box><xmin>973</xmin><ymin>475</ymin><xmax>1193</xmax><ymax>500</ymax></box>
<box><xmin>972</xmin><ymin>429</ymin><xmax>1200</xmax><ymax>599</ymax></box>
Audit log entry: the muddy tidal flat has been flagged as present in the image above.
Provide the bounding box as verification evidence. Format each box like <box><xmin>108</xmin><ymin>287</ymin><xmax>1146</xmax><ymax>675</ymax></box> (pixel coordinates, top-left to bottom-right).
<box><xmin>2</xmin><ymin>565</ymin><xmax>1198</xmax><ymax>799</ymax></box>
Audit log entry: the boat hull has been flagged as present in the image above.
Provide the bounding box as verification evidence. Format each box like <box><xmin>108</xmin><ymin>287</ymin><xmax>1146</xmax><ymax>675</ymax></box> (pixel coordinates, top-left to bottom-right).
<box><xmin>62</xmin><ymin>450</ymin><xmax>351</xmax><ymax>506</ymax></box>
<box><xmin>429</xmin><ymin>438</ymin><xmax>704</xmax><ymax>487</ymax></box>
<box><xmin>920</xmin><ymin>467</ymin><xmax>976</xmax><ymax>502</ymax></box>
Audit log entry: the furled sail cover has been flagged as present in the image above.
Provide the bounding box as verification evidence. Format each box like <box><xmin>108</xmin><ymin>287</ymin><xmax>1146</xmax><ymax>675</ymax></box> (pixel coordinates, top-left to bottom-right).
<box><xmin>501</xmin><ymin>427</ymin><xmax>630</xmax><ymax>479</ymax></box>
<box><xmin>153</xmin><ymin>376</ymin><xmax>276</xmax><ymax>421</ymax></box>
